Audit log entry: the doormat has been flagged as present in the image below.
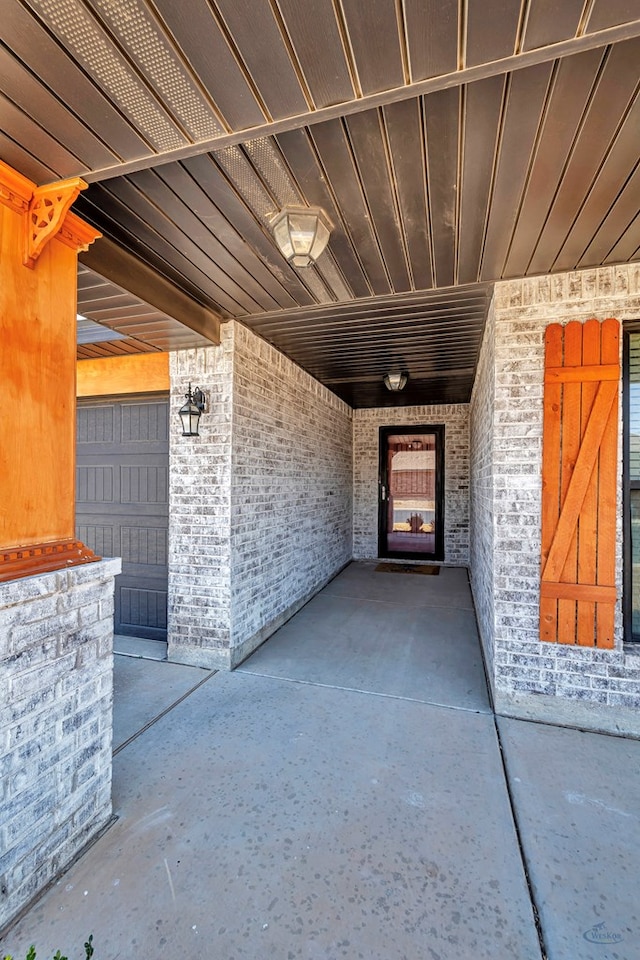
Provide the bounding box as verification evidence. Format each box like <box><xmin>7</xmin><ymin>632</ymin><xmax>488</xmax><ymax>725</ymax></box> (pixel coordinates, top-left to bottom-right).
<box><xmin>375</xmin><ymin>562</ymin><xmax>440</xmax><ymax>575</ymax></box>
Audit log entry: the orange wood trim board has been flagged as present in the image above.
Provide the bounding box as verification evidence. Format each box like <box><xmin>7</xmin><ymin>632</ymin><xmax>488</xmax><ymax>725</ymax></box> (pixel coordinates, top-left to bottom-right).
<box><xmin>0</xmin><ymin>160</ymin><xmax>33</xmax><ymax>213</ymax></box>
<box><xmin>541</xmin><ymin>581</ymin><xmax>616</xmax><ymax>603</ymax></box>
<box><xmin>576</xmin><ymin>319</ymin><xmax>601</xmax><ymax>646</ymax></box>
<box><xmin>540</xmin><ymin>324</ymin><xmax>564</xmax><ymax>642</ymax></box>
<box><xmin>544</xmin><ymin>363</ymin><xmax>620</xmax><ymax>383</ymax></box>
<box><xmin>0</xmin><ymin>539</ymin><xmax>101</xmax><ymax>583</ymax></box>
<box><xmin>57</xmin><ymin>210</ymin><xmax>102</xmax><ymax>253</ymax></box>
<box><xmin>77</xmin><ymin>353</ymin><xmax>170</xmax><ymax>397</ymax></box>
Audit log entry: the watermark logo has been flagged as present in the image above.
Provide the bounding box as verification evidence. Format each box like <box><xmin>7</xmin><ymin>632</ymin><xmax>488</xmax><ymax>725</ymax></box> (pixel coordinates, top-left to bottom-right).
<box><xmin>583</xmin><ymin>922</ymin><xmax>623</xmax><ymax>944</ymax></box>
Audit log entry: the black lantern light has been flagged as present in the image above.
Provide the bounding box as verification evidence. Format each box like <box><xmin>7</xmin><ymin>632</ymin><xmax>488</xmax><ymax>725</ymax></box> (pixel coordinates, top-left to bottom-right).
<box><xmin>179</xmin><ymin>383</ymin><xmax>206</xmax><ymax>436</ymax></box>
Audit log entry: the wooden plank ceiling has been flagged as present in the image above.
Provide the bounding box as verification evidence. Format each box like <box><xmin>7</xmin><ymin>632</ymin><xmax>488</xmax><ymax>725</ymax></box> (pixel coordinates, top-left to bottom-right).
<box><xmin>2</xmin><ymin>0</ymin><xmax>639</xmax><ymax>407</ymax></box>
<box><xmin>76</xmin><ymin>264</ymin><xmax>215</xmax><ymax>358</ymax></box>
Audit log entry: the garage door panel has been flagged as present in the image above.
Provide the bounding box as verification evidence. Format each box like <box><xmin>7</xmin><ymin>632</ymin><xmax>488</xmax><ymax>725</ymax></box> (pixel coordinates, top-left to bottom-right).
<box><xmin>76</xmin><ymin>465</ymin><xmax>115</xmax><ymax>502</ymax></box>
<box><xmin>120</xmin><ymin>465</ymin><xmax>168</xmax><ymax>504</ymax></box>
<box><xmin>123</xmin><ymin>564</ymin><xmax>168</xmax><ymax>583</ymax></box>
<box><xmin>120</xmin><ymin>401</ymin><xmax>169</xmax><ymax>443</ymax></box>
<box><xmin>77</xmin><ymin>395</ymin><xmax>169</xmax><ymax>642</ymax></box>
<box><xmin>120</xmin><ymin>526</ymin><xmax>168</xmax><ymax>567</ymax></box>
<box><xmin>77</xmin><ymin>404</ymin><xmax>115</xmax><ymax>444</ymax></box>
<box><xmin>76</xmin><ymin>522</ymin><xmax>115</xmax><ymax>557</ymax></box>
<box><xmin>75</xmin><ymin>443</ymin><xmax>169</xmax><ymax>457</ymax></box>
<box><xmin>79</xmin><ymin>505</ymin><xmax>166</xmax><ymax>523</ymax></box>
<box><xmin>119</xmin><ymin>585</ymin><xmax>168</xmax><ymax>636</ymax></box>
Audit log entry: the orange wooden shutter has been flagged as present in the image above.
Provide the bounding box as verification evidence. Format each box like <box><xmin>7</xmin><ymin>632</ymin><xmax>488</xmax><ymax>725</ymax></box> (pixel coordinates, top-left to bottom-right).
<box><xmin>540</xmin><ymin>318</ymin><xmax>620</xmax><ymax>648</ymax></box>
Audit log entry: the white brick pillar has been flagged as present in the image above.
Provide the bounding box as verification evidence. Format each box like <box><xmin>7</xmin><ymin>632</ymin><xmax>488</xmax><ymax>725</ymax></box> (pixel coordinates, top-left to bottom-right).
<box><xmin>167</xmin><ymin>322</ymin><xmax>353</xmax><ymax>670</ymax></box>
<box><xmin>168</xmin><ymin>335</ymin><xmax>234</xmax><ymax>669</ymax></box>
<box><xmin>0</xmin><ymin>558</ymin><xmax>119</xmax><ymax>930</ymax></box>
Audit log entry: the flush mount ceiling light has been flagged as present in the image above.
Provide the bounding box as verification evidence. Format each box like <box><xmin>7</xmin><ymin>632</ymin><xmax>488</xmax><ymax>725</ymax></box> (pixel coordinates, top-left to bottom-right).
<box><xmin>271</xmin><ymin>206</ymin><xmax>332</xmax><ymax>267</ymax></box>
<box><xmin>383</xmin><ymin>371</ymin><xmax>409</xmax><ymax>392</ymax></box>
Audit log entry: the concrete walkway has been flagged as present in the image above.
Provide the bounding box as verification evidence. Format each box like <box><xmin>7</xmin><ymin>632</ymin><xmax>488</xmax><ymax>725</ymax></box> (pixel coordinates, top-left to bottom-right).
<box><xmin>2</xmin><ymin>562</ymin><xmax>639</xmax><ymax>959</ymax></box>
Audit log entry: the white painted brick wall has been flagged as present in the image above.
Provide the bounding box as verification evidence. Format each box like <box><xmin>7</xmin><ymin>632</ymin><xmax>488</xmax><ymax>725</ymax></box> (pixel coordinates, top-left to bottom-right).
<box><xmin>470</xmin><ymin>264</ymin><xmax>640</xmax><ymax>728</ymax></box>
<box><xmin>469</xmin><ymin>299</ymin><xmax>496</xmax><ymax>673</ymax></box>
<box><xmin>353</xmin><ymin>405</ymin><xmax>469</xmax><ymax>564</ymax></box>
<box><xmin>168</xmin><ymin>322</ymin><xmax>352</xmax><ymax>668</ymax></box>
<box><xmin>229</xmin><ymin>323</ymin><xmax>352</xmax><ymax>662</ymax></box>
<box><xmin>0</xmin><ymin>559</ymin><xmax>119</xmax><ymax>930</ymax></box>
<box><xmin>168</xmin><ymin>336</ymin><xmax>234</xmax><ymax>667</ymax></box>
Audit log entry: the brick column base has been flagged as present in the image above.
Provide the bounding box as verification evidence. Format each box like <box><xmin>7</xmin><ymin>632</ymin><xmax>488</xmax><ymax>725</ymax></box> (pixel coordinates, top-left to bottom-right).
<box><xmin>0</xmin><ymin>558</ymin><xmax>120</xmax><ymax>931</ymax></box>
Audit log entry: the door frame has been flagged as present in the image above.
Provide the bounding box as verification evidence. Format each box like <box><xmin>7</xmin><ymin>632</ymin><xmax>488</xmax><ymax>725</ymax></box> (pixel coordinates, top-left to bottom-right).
<box><xmin>377</xmin><ymin>424</ymin><xmax>445</xmax><ymax>561</ymax></box>
<box><xmin>623</xmin><ymin>323</ymin><xmax>640</xmax><ymax>643</ymax></box>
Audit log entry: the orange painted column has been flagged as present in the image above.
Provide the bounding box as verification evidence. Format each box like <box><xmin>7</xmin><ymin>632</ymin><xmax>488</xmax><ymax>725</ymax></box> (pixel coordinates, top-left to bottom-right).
<box><xmin>0</xmin><ymin>161</ymin><xmax>101</xmax><ymax>581</ymax></box>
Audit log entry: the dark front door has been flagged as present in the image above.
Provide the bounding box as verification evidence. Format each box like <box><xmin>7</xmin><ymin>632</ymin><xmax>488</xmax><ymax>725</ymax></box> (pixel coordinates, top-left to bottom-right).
<box><xmin>76</xmin><ymin>395</ymin><xmax>169</xmax><ymax>641</ymax></box>
<box><xmin>378</xmin><ymin>425</ymin><xmax>445</xmax><ymax>561</ymax></box>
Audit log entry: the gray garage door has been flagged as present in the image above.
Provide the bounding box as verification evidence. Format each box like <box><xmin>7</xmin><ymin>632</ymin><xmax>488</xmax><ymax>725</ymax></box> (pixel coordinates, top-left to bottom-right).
<box><xmin>76</xmin><ymin>395</ymin><xmax>169</xmax><ymax>641</ymax></box>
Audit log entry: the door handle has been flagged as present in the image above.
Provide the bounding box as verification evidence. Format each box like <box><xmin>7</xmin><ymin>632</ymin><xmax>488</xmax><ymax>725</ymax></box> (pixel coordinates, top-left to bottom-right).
<box><xmin>381</xmin><ymin>485</ymin><xmax>386</xmax><ymax>501</ymax></box>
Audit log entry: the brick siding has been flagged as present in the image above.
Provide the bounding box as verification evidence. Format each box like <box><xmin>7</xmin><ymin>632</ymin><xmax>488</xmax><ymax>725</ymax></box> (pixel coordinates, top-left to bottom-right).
<box><xmin>0</xmin><ymin>559</ymin><xmax>119</xmax><ymax>930</ymax></box>
<box><xmin>168</xmin><ymin>335</ymin><xmax>234</xmax><ymax>667</ymax></box>
<box><xmin>353</xmin><ymin>405</ymin><xmax>469</xmax><ymax>564</ymax></box>
<box><xmin>168</xmin><ymin>322</ymin><xmax>352</xmax><ymax>668</ymax></box>
<box><xmin>470</xmin><ymin>265</ymin><xmax>640</xmax><ymax>732</ymax></box>
<box><xmin>229</xmin><ymin>323</ymin><xmax>352</xmax><ymax>663</ymax></box>
<box><xmin>469</xmin><ymin>299</ymin><xmax>496</xmax><ymax>671</ymax></box>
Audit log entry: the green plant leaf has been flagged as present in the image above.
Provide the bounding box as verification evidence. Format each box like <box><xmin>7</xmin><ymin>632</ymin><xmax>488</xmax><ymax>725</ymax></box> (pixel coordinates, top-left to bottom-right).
<box><xmin>2</xmin><ymin>937</ymin><xmax>91</xmax><ymax>960</ymax></box>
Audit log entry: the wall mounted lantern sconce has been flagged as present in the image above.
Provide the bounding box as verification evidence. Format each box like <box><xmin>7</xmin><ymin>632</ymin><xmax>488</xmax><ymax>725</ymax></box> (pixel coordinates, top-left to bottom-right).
<box><xmin>383</xmin><ymin>371</ymin><xmax>409</xmax><ymax>392</ymax></box>
<box><xmin>179</xmin><ymin>383</ymin><xmax>206</xmax><ymax>436</ymax></box>
<box><xmin>271</xmin><ymin>206</ymin><xmax>332</xmax><ymax>267</ymax></box>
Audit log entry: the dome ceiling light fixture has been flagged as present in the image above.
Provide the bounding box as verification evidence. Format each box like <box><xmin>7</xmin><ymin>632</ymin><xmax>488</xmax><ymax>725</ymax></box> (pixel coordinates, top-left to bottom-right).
<box><xmin>383</xmin><ymin>371</ymin><xmax>409</xmax><ymax>392</ymax></box>
<box><xmin>271</xmin><ymin>205</ymin><xmax>332</xmax><ymax>267</ymax></box>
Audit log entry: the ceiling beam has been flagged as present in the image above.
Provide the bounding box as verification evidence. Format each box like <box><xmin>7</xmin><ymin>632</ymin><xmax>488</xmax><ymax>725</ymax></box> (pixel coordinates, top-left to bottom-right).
<box><xmin>79</xmin><ymin>237</ymin><xmax>222</xmax><ymax>345</ymax></box>
<box><xmin>82</xmin><ymin>21</ymin><xmax>640</xmax><ymax>184</ymax></box>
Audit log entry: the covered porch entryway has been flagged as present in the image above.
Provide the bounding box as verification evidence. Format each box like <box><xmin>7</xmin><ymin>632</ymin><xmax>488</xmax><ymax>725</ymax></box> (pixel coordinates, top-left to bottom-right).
<box><xmin>2</xmin><ymin>0</ymin><xmax>640</xmax><ymax>943</ymax></box>
<box><xmin>4</xmin><ymin>562</ymin><xmax>638</xmax><ymax>960</ymax></box>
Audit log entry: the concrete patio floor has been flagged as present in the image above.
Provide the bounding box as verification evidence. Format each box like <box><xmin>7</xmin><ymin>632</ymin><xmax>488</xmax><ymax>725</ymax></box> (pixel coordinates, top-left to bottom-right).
<box><xmin>2</xmin><ymin>561</ymin><xmax>639</xmax><ymax>959</ymax></box>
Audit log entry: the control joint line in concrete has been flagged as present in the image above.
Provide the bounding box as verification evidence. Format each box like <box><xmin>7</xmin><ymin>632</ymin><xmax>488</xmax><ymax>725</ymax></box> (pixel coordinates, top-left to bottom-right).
<box><xmin>493</xmin><ymin>716</ymin><xmax>549</xmax><ymax>960</ymax></box>
<box><xmin>234</xmin><ymin>669</ymin><xmax>489</xmax><ymax>715</ymax></box>
<box><xmin>114</xmin><ymin>650</ymin><xmax>167</xmax><ymax>662</ymax></box>
<box><xmin>113</xmin><ymin>669</ymin><xmax>217</xmax><ymax>756</ymax></box>
<box><xmin>496</xmin><ymin>708</ymin><xmax>640</xmax><ymax>743</ymax></box>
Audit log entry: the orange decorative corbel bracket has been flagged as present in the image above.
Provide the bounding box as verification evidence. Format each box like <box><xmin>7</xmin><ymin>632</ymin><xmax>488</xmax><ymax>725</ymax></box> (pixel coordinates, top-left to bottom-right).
<box><xmin>24</xmin><ymin>177</ymin><xmax>87</xmax><ymax>267</ymax></box>
<box><xmin>0</xmin><ymin>160</ymin><xmax>101</xmax><ymax>266</ymax></box>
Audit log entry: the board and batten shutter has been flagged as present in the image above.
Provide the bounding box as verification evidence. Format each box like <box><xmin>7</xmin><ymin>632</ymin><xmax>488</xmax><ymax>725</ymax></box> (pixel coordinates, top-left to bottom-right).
<box><xmin>540</xmin><ymin>318</ymin><xmax>620</xmax><ymax>648</ymax></box>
